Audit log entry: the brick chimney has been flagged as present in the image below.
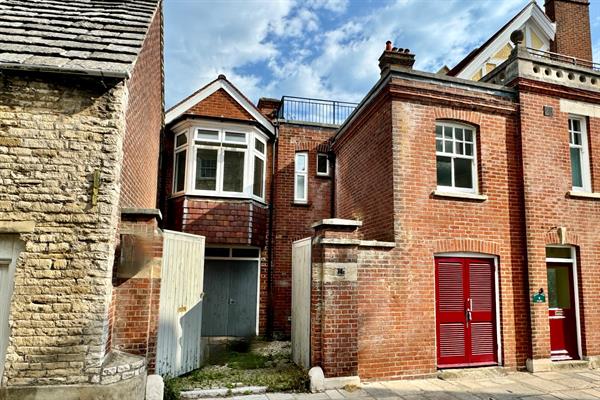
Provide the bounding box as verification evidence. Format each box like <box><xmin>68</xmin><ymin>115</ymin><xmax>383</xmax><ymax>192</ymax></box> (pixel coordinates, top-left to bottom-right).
<box><xmin>544</xmin><ymin>0</ymin><xmax>592</xmax><ymax>61</ymax></box>
<box><xmin>378</xmin><ymin>41</ymin><xmax>415</xmax><ymax>75</ymax></box>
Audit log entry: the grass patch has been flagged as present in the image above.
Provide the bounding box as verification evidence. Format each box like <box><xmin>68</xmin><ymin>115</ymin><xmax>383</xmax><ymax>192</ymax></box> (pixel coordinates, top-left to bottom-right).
<box><xmin>164</xmin><ymin>340</ymin><xmax>308</xmax><ymax>400</ymax></box>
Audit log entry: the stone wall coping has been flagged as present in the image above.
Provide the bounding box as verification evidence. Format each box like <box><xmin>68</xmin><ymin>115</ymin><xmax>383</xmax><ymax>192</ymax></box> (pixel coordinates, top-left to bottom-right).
<box><xmin>316</xmin><ymin>237</ymin><xmax>396</xmax><ymax>248</ymax></box>
<box><xmin>0</xmin><ymin>220</ymin><xmax>36</xmax><ymax>233</ymax></box>
<box><xmin>311</xmin><ymin>218</ymin><xmax>363</xmax><ymax>229</ymax></box>
<box><xmin>121</xmin><ymin>208</ymin><xmax>163</xmax><ymax>220</ymax></box>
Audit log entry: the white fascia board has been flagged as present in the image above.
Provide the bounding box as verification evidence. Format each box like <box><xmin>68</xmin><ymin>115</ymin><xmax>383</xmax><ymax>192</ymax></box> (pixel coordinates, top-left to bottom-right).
<box><xmin>165</xmin><ymin>80</ymin><xmax>275</xmax><ymax>135</ymax></box>
<box><xmin>456</xmin><ymin>3</ymin><xmax>555</xmax><ymax>80</ymax></box>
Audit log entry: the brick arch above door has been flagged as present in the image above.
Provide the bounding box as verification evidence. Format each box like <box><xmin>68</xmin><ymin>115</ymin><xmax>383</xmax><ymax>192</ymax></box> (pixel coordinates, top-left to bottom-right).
<box><xmin>433</xmin><ymin>238</ymin><xmax>501</xmax><ymax>256</ymax></box>
<box><xmin>544</xmin><ymin>228</ymin><xmax>580</xmax><ymax>247</ymax></box>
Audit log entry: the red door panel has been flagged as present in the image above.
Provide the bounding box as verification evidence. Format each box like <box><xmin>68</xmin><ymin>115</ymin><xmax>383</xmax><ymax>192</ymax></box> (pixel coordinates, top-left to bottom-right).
<box><xmin>436</xmin><ymin>258</ymin><xmax>497</xmax><ymax>368</ymax></box>
<box><xmin>547</xmin><ymin>263</ymin><xmax>578</xmax><ymax>360</ymax></box>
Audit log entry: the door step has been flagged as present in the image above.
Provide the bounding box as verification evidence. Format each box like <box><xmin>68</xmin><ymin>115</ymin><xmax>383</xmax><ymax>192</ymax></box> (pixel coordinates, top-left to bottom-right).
<box><xmin>438</xmin><ymin>366</ymin><xmax>508</xmax><ymax>380</ymax></box>
<box><xmin>549</xmin><ymin>359</ymin><xmax>590</xmax><ymax>371</ymax></box>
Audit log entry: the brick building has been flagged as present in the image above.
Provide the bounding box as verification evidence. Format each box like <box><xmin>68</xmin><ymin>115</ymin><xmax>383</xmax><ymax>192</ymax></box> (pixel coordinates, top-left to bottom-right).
<box><xmin>162</xmin><ymin>0</ymin><xmax>600</xmax><ymax>383</ymax></box>
<box><xmin>0</xmin><ymin>1</ymin><xmax>163</xmax><ymax>398</ymax></box>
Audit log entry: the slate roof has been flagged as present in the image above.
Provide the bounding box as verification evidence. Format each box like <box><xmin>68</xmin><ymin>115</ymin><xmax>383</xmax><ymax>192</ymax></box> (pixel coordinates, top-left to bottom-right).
<box><xmin>0</xmin><ymin>0</ymin><xmax>160</xmax><ymax>78</ymax></box>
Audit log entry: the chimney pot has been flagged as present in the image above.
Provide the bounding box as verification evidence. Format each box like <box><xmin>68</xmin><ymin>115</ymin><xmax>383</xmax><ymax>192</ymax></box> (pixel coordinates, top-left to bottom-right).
<box><xmin>385</xmin><ymin>41</ymin><xmax>392</xmax><ymax>51</ymax></box>
<box><xmin>378</xmin><ymin>44</ymin><xmax>416</xmax><ymax>75</ymax></box>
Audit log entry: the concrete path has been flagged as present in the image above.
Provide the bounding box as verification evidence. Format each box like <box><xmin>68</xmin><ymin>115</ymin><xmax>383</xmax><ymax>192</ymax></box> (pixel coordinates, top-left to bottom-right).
<box><xmin>205</xmin><ymin>369</ymin><xmax>600</xmax><ymax>400</ymax></box>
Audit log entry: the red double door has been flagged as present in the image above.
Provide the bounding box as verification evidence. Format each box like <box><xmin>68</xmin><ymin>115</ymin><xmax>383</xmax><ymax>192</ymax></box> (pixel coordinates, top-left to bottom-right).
<box><xmin>435</xmin><ymin>258</ymin><xmax>498</xmax><ymax>368</ymax></box>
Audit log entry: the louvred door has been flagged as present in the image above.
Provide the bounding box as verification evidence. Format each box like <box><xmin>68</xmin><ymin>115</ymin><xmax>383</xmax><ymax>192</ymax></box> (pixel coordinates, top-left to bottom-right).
<box><xmin>436</xmin><ymin>258</ymin><xmax>497</xmax><ymax>368</ymax></box>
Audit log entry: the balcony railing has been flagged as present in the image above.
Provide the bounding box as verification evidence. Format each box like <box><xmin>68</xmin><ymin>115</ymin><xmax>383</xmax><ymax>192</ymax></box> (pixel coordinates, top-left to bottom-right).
<box><xmin>277</xmin><ymin>96</ymin><xmax>358</xmax><ymax>126</ymax></box>
<box><xmin>527</xmin><ymin>47</ymin><xmax>600</xmax><ymax>72</ymax></box>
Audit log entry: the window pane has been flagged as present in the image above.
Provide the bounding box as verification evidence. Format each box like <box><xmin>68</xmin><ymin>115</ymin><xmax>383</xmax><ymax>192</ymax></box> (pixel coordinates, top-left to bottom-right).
<box><xmin>176</xmin><ymin>133</ymin><xmax>187</xmax><ymax>148</ymax></box>
<box><xmin>197</xmin><ymin>129</ymin><xmax>219</xmax><ymax>141</ymax></box>
<box><xmin>232</xmin><ymin>248</ymin><xmax>260</xmax><ymax>258</ymax></box>
<box><xmin>436</xmin><ymin>139</ymin><xmax>443</xmax><ymax>152</ymax></box>
<box><xmin>174</xmin><ymin>150</ymin><xmax>186</xmax><ymax>192</ymax></box>
<box><xmin>454</xmin><ymin>158</ymin><xmax>473</xmax><ymax>188</ymax></box>
<box><xmin>465</xmin><ymin>130</ymin><xmax>473</xmax><ymax>142</ymax></box>
<box><xmin>225</xmin><ymin>132</ymin><xmax>247</xmax><ymax>144</ymax></box>
<box><xmin>195</xmin><ymin>149</ymin><xmax>218</xmax><ymax>190</ymax></box>
<box><xmin>455</xmin><ymin>128</ymin><xmax>463</xmax><ymax>140</ymax></box>
<box><xmin>570</xmin><ymin>147</ymin><xmax>583</xmax><ymax>187</ymax></box>
<box><xmin>223</xmin><ymin>151</ymin><xmax>245</xmax><ymax>192</ymax></box>
<box><xmin>572</xmin><ymin>119</ymin><xmax>581</xmax><ymax>132</ymax></box>
<box><xmin>436</xmin><ymin>125</ymin><xmax>443</xmax><ymax>138</ymax></box>
<box><xmin>574</xmin><ymin>132</ymin><xmax>581</xmax><ymax>146</ymax></box>
<box><xmin>317</xmin><ymin>154</ymin><xmax>328</xmax><ymax>174</ymax></box>
<box><xmin>546</xmin><ymin>247</ymin><xmax>572</xmax><ymax>259</ymax></box>
<box><xmin>444</xmin><ymin>140</ymin><xmax>453</xmax><ymax>153</ymax></box>
<box><xmin>205</xmin><ymin>247</ymin><xmax>229</xmax><ymax>257</ymax></box>
<box><xmin>465</xmin><ymin>143</ymin><xmax>473</xmax><ymax>156</ymax></box>
<box><xmin>456</xmin><ymin>142</ymin><xmax>464</xmax><ymax>155</ymax></box>
<box><xmin>253</xmin><ymin>156</ymin><xmax>264</xmax><ymax>197</ymax></box>
<box><xmin>296</xmin><ymin>175</ymin><xmax>306</xmax><ymax>200</ymax></box>
<box><xmin>255</xmin><ymin>139</ymin><xmax>265</xmax><ymax>154</ymax></box>
<box><xmin>295</xmin><ymin>154</ymin><xmax>307</xmax><ymax>172</ymax></box>
<box><xmin>437</xmin><ymin>156</ymin><xmax>452</xmax><ymax>187</ymax></box>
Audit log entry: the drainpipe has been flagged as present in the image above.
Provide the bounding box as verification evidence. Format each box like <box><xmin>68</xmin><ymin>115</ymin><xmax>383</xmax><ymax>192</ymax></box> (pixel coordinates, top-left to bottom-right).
<box><xmin>329</xmin><ymin>151</ymin><xmax>336</xmax><ymax>218</ymax></box>
<box><xmin>266</xmin><ymin>122</ymin><xmax>278</xmax><ymax>339</ymax></box>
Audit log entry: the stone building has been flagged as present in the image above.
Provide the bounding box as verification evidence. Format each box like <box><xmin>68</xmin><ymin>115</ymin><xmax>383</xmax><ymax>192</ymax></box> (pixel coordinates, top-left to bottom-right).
<box><xmin>0</xmin><ymin>0</ymin><xmax>163</xmax><ymax>398</ymax></box>
<box><xmin>162</xmin><ymin>0</ymin><xmax>600</xmax><ymax>383</ymax></box>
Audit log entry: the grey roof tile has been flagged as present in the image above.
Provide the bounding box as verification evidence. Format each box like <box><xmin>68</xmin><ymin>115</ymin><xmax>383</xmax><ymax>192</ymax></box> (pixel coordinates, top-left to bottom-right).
<box><xmin>0</xmin><ymin>0</ymin><xmax>160</xmax><ymax>76</ymax></box>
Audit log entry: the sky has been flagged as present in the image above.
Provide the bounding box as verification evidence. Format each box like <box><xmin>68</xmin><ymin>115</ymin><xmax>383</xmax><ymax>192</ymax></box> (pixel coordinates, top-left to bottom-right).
<box><xmin>164</xmin><ymin>0</ymin><xmax>600</xmax><ymax>108</ymax></box>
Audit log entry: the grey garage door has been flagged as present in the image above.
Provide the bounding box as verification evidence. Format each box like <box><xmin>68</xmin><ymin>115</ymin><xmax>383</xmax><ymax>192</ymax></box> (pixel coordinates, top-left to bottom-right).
<box><xmin>202</xmin><ymin>260</ymin><xmax>258</xmax><ymax>337</ymax></box>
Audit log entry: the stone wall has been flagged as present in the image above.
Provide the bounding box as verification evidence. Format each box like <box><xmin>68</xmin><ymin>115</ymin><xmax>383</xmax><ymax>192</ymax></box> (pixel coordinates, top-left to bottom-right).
<box><xmin>0</xmin><ymin>70</ymin><xmax>128</xmax><ymax>386</ymax></box>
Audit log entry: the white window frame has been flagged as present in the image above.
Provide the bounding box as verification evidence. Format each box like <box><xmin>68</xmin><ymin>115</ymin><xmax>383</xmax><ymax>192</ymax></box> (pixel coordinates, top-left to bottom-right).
<box><xmin>252</xmin><ymin>137</ymin><xmax>267</xmax><ymax>200</ymax></box>
<box><xmin>294</xmin><ymin>152</ymin><xmax>308</xmax><ymax>203</ymax></box>
<box><xmin>568</xmin><ymin>116</ymin><xmax>591</xmax><ymax>193</ymax></box>
<box><xmin>172</xmin><ymin>130</ymin><xmax>188</xmax><ymax>195</ymax></box>
<box><xmin>171</xmin><ymin>121</ymin><xmax>268</xmax><ymax>202</ymax></box>
<box><xmin>316</xmin><ymin>153</ymin><xmax>329</xmax><ymax>176</ymax></box>
<box><xmin>435</xmin><ymin>121</ymin><xmax>478</xmax><ymax>194</ymax></box>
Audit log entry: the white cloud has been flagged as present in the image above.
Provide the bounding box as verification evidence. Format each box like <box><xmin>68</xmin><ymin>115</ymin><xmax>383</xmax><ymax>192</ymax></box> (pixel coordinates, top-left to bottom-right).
<box><xmin>165</xmin><ymin>0</ymin><xmax>529</xmax><ymax>107</ymax></box>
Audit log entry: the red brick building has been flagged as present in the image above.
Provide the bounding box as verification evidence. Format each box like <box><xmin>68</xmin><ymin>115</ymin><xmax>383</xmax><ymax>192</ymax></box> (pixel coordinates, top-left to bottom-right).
<box><xmin>161</xmin><ymin>0</ymin><xmax>600</xmax><ymax>382</ymax></box>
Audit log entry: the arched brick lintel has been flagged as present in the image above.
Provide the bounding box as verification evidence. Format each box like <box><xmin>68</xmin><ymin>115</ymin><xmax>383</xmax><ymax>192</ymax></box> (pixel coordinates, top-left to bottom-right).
<box><xmin>434</xmin><ymin>109</ymin><xmax>482</xmax><ymax>127</ymax></box>
<box><xmin>433</xmin><ymin>238</ymin><xmax>501</xmax><ymax>256</ymax></box>
<box><xmin>544</xmin><ymin>229</ymin><xmax>580</xmax><ymax>247</ymax></box>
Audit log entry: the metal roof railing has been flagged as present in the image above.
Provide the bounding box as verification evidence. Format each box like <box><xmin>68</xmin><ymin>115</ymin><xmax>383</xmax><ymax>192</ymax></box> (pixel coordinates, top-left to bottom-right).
<box><xmin>527</xmin><ymin>47</ymin><xmax>600</xmax><ymax>72</ymax></box>
<box><xmin>277</xmin><ymin>96</ymin><xmax>358</xmax><ymax>126</ymax></box>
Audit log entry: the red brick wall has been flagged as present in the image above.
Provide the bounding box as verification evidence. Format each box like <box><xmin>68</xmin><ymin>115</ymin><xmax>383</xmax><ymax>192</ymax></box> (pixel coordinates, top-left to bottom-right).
<box><xmin>272</xmin><ymin>123</ymin><xmax>335</xmax><ymax>335</ymax></box>
<box><xmin>545</xmin><ymin>0</ymin><xmax>592</xmax><ymax>61</ymax></box>
<box><xmin>111</xmin><ymin>216</ymin><xmax>163</xmax><ymax>372</ymax></box>
<box><xmin>334</xmin><ymin>92</ymin><xmax>395</xmax><ymax>242</ymax></box>
<box><xmin>516</xmin><ymin>79</ymin><xmax>600</xmax><ymax>359</ymax></box>
<box><xmin>331</xmin><ymin>76</ymin><xmax>530</xmax><ymax>379</ymax></box>
<box><xmin>184</xmin><ymin>88</ymin><xmax>254</xmax><ymax>121</ymax></box>
<box><xmin>121</xmin><ymin>4</ymin><xmax>163</xmax><ymax>209</ymax></box>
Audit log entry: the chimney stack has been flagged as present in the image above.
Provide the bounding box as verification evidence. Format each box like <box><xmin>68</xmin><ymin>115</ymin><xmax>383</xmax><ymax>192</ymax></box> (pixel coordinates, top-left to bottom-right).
<box><xmin>378</xmin><ymin>41</ymin><xmax>415</xmax><ymax>75</ymax></box>
<box><xmin>544</xmin><ymin>0</ymin><xmax>592</xmax><ymax>61</ymax></box>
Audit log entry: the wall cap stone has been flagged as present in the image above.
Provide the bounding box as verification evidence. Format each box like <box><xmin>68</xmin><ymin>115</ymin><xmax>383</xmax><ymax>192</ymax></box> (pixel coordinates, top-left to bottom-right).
<box><xmin>0</xmin><ymin>220</ymin><xmax>35</xmax><ymax>233</ymax></box>
<box><xmin>121</xmin><ymin>208</ymin><xmax>163</xmax><ymax>220</ymax></box>
<box><xmin>311</xmin><ymin>218</ymin><xmax>363</xmax><ymax>229</ymax></box>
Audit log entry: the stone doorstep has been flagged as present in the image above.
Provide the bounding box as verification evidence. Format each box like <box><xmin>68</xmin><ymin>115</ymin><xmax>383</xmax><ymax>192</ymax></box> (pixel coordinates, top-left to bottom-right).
<box><xmin>437</xmin><ymin>366</ymin><xmax>509</xmax><ymax>380</ymax></box>
<box><xmin>180</xmin><ymin>386</ymin><xmax>268</xmax><ymax>399</ymax></box>
<box><xmin>527</xmin><ymin>358</ymin><xmax>591</xmax><ymax>373</ymax></box>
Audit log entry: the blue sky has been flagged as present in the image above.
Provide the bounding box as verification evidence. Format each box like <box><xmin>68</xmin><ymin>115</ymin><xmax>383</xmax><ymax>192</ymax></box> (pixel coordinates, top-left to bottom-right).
<box><xmin>164</xmin><ymin>0</ymin><xmax>600</xmax><ymax>108</ymax></box>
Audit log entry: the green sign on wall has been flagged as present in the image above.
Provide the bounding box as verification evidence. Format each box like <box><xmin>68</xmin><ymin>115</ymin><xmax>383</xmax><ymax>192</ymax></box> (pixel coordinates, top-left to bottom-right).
<box><xmin>533</xmin><ymin>293</ymin><xmax>546</xmax><ymax>303</ymax></box>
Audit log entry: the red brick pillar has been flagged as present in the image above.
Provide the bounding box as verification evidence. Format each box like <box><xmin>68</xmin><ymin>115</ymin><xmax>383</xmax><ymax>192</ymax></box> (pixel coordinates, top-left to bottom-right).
<box><xmin>310</xmin><ymin>219</ymin><xmax>362</xmax><ymax>378</ymax></box>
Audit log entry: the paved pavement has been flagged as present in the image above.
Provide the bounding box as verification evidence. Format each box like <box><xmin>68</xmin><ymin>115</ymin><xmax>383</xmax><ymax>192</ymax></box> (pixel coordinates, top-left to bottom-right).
<box><xmin>218</xmin><ymin>369</ymin><xmax>600</xmax><ymax>400</ymax></box>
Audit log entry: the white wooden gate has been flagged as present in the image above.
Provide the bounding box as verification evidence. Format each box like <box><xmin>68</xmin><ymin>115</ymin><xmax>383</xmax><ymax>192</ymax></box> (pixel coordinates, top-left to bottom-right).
<box><xmin>156</xmin><ymin>230</ymin><xmax>205</xmax><ymax>377</ymax></box>
<box><xmin>291</xmin><ymin>237</ymin><xmax>311</xmax><ymax>369</ymax></box>
<box><xmin>0</xmin><ymin>235</ymin><xmax>23</xmax><ymax>383</ymax></box>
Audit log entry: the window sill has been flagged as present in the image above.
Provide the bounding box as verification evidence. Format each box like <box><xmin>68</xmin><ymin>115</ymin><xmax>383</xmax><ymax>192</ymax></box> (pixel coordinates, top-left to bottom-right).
<box><xmin>432</xmin><ymin>190</ymin><xmax>488</xmax><ymax>201</ymax></box>
<box><xmin>568</xmin><ymin>190</ymin><xmax>600</xmax><ymax>200</ymax></box>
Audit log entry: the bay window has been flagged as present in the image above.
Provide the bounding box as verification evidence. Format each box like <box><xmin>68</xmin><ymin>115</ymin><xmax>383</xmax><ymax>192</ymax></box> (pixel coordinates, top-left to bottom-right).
<box><xmin>172</xmin><ymin>123</ymin><xmax>267</xmax><ymax>200</ymax></box>
<box><xmin>436</xmin><ymin>122</ymin><xmax>478</xmax><ymax>193</ymax></box>
<box><xmin>568</xmin><ymin>116</ymin><xmax>591</xmax><ymax>192</ymax></box>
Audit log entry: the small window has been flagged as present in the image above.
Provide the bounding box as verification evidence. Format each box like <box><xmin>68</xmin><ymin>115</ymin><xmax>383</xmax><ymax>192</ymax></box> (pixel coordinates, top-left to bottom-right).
<box><xmin>195</xmin><ymin>148</ymin><xmax>218</xmax><ymax>190</ymax></box>
<box><xmin>255</xmin><ymin>139</ymin><xmax>265</xmax><ymax>154</ymax></box>
<box><xmin>295</xmin><ymin>152</ymin><xmax>308</xmax><ymax>203</ymax></box>
<box><xmin>175</xmin><ymin>132</ymin><xmax>187</xmax><ymax>148</ymax></box>
<box><xmin>435</xmin><ymin>122</ymin><xmax>477</xmax><ymax>193</ymax></box>
<box><xmin>231</xmin><ymin>248</ymin><xmax>260</xmax><ymax>258</ymax></box>
<box><xmin>225</xmin><ymin>131</ymin><xmax>247</xmax><ymax>145</ymax></box>
<box><xmin>173</xmin><ymin>150</ymin><xmax>186</xmax><ymax>193</ymax></box>
<box><xmin>316</xmin><ymin>153</ymin><xmax>329</xmax><ymax>176</ymax></box>
<box><xmin>569</xmin><ymin>117</ymin><xmax>591</xmax><ymax>192</ymax></box>
<box><xmin>205</xmin><ymin>247</ymin><xmax>230</xmax><ymax>257</ymax></box>
<box><xmin>546</xmin><ymin>247</ymin><xmax>572</xmax><ymax>259</ymax></box>
<box><xmin>197</xmin><ymin>129</ymin><xmax>219</xmax><ymax>141</ymax></box>
<box><xmin>253</xmin><ymin>156</ymin><xmax>264</xmax><ymax>197</ymax></box>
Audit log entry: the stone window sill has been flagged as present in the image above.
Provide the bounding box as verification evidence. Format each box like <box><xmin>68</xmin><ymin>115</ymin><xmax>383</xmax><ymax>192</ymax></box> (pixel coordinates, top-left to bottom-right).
<box><xmin>568</xmin><ymin>191</ymin><xmax>600</xmax><ymax>200</ymax></box>
<box><xmin>432</xmin><ymin>190</ymin><xmax>488</xmax><ymax>201</ymax></box>
<box><xmin>292</xmin><ymin>201</ymin><xmax>311</xmax><ymax>207</ymax></box>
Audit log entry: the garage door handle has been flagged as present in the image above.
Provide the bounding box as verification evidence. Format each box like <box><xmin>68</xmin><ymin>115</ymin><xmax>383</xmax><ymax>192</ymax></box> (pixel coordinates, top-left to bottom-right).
<box><xmin>229</xmin><ymin>298</ymin><xmax>236</xmax><ymax>304</ymax></box>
